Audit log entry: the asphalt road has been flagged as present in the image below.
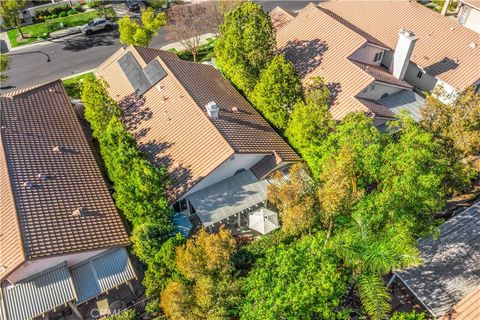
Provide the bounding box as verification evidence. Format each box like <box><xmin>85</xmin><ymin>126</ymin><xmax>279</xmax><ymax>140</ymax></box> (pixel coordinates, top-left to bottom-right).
<box><xmin>0</xmin><ymin>1</ymin><xmax>310</xmax><ymax>93</ymax></box>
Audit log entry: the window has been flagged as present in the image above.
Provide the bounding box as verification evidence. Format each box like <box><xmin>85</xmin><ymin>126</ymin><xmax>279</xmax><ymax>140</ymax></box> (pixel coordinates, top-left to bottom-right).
<box><xmin>374</xmin><ymin>52</ymin><xmax>383</xmax><ymax>63</ymax></box>
<box><xmin>173</xmin><ymin>199</ymin><xmax>188</xmax><ymax>213</ymax></box>
<box><xmin>417</xmin><ymin>70</ymin><xmax>423</xmax><ymax>79</ymax></box>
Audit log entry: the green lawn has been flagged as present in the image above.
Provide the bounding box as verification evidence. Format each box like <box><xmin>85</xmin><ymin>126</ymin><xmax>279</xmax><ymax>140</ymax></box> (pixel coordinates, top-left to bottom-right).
<box><xmin>62</xmin><ymin>72</ymin><xmax>95</xmax><ymax>99</ymax></box>
<box><xmin>170</xmin><ymin>38</ymin><xmax>217</xmax><ymax>62</ymax></box>
<box><xmin>7</xmin><ymin>8</ymin><xmax>116</xmax><ymax>48</ymax></box>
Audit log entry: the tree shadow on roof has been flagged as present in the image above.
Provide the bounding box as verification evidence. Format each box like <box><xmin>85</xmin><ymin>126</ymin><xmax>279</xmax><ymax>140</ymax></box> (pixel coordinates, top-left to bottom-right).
<box><xmin>119</xmin><ymin>93</ymin><xmax>152</xmax><ymax>138</ymax></box>
<box><xmin>424</xmin><ymin>57</ymin><xmax>459</xmax><ymax>78</ymax></box>
<box><xmin>281</xmin><ymin>39</ymin><xmax>328</xmax><ymax>78</ymax></box>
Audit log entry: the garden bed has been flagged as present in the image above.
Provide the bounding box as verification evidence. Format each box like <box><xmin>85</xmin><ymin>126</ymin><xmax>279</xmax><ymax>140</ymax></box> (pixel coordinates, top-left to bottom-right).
<box><xmin>62</xmin><ymin>72</ymin><xmax>95</xmax><ymax>99</ymax></box>
<box><xmin>7</xmin><ymin>8</ymin><xmax>117</xmax><ymax>48</ymax></box>
<box><xmin>169</xmin><ymin>37</ymin><xmax>216</xmax><ymax>62</ymax></box>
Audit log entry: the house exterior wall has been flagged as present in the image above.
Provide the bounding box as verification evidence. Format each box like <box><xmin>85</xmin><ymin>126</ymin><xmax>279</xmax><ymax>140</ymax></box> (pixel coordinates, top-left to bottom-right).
<box><xmin>458</xmin><ymin>4</ymin><xmax>480</xmax><ymax>33</ymax></box>
<box><xmin>350</xmin><ymin>44</ymin><xmax>386</xmax><ymax>66</ymax></box>
<box><xmin>7</xmin><ymin>248</ymin><xmax>107</xmax><ymax>284</ymax></box>
<box><xmin>357</xmin><ymin>81</ymin><xmax>404</xmax><ymax>100</ymax></box>
<box><xmin>433</xmin><ymin>79</ymin><xmax>461</xmax><ymax>104</ymax></box>
<box><xmin>183</xmin><ymin>153</ymin><xmax>267</xmax><ymax>197</ymax></box>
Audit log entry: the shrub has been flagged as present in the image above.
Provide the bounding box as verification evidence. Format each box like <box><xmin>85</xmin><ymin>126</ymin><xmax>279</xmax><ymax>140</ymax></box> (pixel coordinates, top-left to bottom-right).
<box><xmin>391</xmin><ymin>311</ymin><xmax>426</xmax><ymax>320</ymax></box>
<box><xmin>58</xmin><ymin>11</ymin><xmax>67</xmax><ymax>17</ymax></box>
<box><xmin>107</xmin><ymin>309</ymin><xmax>136</xmax><ymax>320</ymax></box>
<box><xmin>66</xmin><ymin>9</ymin><xmax>77</xmax><ymax>16</ymax></box>
<box><xmin>87</xmin><ymin>0</ymin><xmax>101</xmax><ymax>8</ymax></box>
<box><xmin>73</xmin><ymin>3</ymin><xmax>83</xmax><ymax>12</ymax></box>
<box><xmin>47</xmin><ymin>14</ymin><xmax>58</xmax><ymax>20</ymax></box>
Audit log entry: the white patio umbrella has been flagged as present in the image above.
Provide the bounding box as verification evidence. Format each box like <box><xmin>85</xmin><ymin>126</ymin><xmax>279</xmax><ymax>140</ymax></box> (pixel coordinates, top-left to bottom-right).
<box><xmin>248</xmin><ymin>208</ymin><xmax>280</xmax><ymax>235</ymax></box>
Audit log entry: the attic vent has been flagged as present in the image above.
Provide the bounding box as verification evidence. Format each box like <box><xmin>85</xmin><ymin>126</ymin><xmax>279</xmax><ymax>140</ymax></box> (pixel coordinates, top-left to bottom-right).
<box><xmin>205</xmin><ymin>101</ymin><xmax>220</xmax><ymax>118</ymax></box>
<box><xmin>22</xmin><ymin>181</ymin><xmax>33</xmax><ymax>188</ymax></box>
<box><xmin>469</xmin><ymin>42</ymin><xmax>477</xmax><ymax>49</ymax></box>
<box><xmin>52</xmin><ymin>145</ymin><xmax>63</xmax><ymax>153</ymax></box>
<box><xmin>72</xmin><ymin>207</ymin><xmax>85</xmax><ymax>217</ymax></box>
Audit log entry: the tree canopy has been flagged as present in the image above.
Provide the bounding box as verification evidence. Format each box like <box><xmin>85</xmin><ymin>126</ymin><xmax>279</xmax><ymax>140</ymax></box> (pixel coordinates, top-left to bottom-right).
<box><xmin>160</xmin><ymin>228</ymin><xmax>241</xmax><ymax>320</ymax></box>
<box><xmin>118</xmin><ymin>7</ymin><xmax>166</xmax><ymax>46</ymax></box>
<box><xmin>241</xmin><ymin>234</ymin><xmax>348</xmax><ymax>320</ymax></box>
<box><xmin>0</xmin><ymin>0</ymin><xmax>26</xmax><ymax>39</ymax></box>
<box><xmin>250</xmin><ymin>54</ymin><xmax>302</xmax><ymax>130</ymax></box>
<box><xmin>0</xmin><ymin>54</ymin><xmax>9</xmax><ymax>83</ymax></box>
<box><xmin>214</xmin><ymin>1</ymin><xmax>276</xmax><ymax>93</ymax></box>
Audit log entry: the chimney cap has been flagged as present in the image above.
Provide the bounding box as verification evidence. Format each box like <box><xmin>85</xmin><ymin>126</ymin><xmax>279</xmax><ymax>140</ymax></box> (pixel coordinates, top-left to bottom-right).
<box><xmin>205</xmin><ymin>101</ymin><xmax>220</xmax><ymax>118</ymax></box>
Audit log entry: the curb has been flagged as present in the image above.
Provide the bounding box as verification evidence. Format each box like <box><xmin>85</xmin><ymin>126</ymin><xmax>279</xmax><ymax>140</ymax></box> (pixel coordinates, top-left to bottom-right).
<box><xmin>61</xmin><ymin>69</ymin><xmax>96</xmax><ymax>81</ymax></box>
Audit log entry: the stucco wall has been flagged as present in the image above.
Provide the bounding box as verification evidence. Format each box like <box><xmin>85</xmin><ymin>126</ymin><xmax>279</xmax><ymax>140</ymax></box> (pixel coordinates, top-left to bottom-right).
<box><xmin>8</xmin><ymin>248</ymin><xmax>107</xmax><ymax>283</ymax></box>
<box><xmin>357</xmin><ymin>81</ymin><xmax>404</xmax><ymax>100</ymax></box>
<box><xmin>183</xmin><ymin>153</ymin><xmax>267</xmax><ymax>197</ymax></box>
<box><xmin>350</xmin><ymin>44</ymin><xmax>386</xmax><ymax>66</ymax></box>
<box><xmin>459</xmin><ymin>5</ymin><xmax>480</xmax><ymax>33</ymax></box>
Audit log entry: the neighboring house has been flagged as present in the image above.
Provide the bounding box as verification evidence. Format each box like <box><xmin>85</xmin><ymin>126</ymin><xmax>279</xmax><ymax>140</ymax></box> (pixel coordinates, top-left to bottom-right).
<box><xmin>392</xmin><ymin>201</ymin><xmax>480</xmax><ymax>319</ymax></box>
<box><xmin>272</xmin><ymin>1</ymin><xmax>480</xmax><ymax>129</ymax></box>
<box><xmin>457</xmin><ymin>0</ymin><xmax>480</xmax><ymax>33</ymax></box>
<box><xmin>96</xmin><ymin>46</ymin><xmax>301</xmax><ymax>234</ymax></box>
<box><xmin>0</xmin><ymin>81</ymin><xmax>136</xmax><ymax>320</ymax></box>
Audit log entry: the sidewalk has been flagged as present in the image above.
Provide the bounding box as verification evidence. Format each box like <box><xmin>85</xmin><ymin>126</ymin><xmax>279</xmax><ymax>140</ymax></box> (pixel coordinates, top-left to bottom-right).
<box><xmin>160</xmin><ymin>33</ymin><xmax>217</xmax><ymax>51</ymax></box>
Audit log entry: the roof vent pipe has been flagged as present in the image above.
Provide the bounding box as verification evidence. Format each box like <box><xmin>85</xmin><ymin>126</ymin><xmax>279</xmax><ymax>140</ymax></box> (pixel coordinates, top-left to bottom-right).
<box><xmin>205</xmin><ymin>101</ymin><xmax>220</xmax><ymax>118</ymax></box>
<box><xmin>390</xmin><ymin>29</ymin><xmax>418</xmax><ymax>80</ymax></box>
<box><xmin>72</xmin><ymin>207</ymin><xmax>85</xmax><ymax>217</ymax></box>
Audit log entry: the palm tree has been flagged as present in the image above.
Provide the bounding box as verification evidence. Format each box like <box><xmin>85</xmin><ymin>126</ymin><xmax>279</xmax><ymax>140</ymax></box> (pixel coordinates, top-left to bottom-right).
<box><xmin>330</xmin><ymin>215</ymin><xmax>421</xmax><ymax>320</ymax></box>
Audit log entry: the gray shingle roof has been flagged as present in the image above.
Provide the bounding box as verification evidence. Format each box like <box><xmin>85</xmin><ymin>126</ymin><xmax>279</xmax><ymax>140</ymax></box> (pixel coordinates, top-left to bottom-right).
<box><xmin>397</xmin><ymin>201</ymin><xmax>480</xmax><ymax>317</ymax></box>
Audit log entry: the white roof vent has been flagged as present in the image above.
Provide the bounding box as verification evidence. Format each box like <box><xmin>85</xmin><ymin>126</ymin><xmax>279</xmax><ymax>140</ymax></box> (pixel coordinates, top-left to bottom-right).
<box><xmin>205</xmin><ymin>101</ymin><xmax>220</xmax><ymax>118</ymax></box>
<box><xmin>37</xmin><ymin>173</ymin><xmax>47</xmax><ymax>180</ymax></box>
<box><xmin>52</xmin><ymin>145</ymin><xmax>63</xmax><ymax>153</ymax></box>
<box><xmin>469</xmin><ymin>42</ymin><xmax>477</xmax><ymax>49</ymax></box>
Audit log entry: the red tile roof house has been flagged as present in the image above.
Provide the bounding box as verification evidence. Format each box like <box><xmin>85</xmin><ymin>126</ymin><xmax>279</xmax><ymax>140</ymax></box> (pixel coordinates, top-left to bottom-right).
<box><xmin>271</xmin><ymin>1</ymin><xmax>480</xmax><ymax>129</ymax></box>
<box><xmin>0</xmin><ymin>81</ymin><xmax>136</xmax><ymax>320</ymax></box>
<box><xmin>96</xmin><ymin>46</ymin><xmax>301</xmax><ymax>235</ymax></box>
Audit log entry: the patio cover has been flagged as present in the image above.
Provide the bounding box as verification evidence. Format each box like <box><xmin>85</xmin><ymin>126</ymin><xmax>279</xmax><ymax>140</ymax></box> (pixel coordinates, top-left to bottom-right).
<box><xmin>378</xmin><ymin>90</ymin><xmax>425</xmax><ymax>122</ymax></box>
<box><xmin>0</xmin><ymin>263</ymin><xmax>76</xmax><ymax>320</ymax></box>
<box><xmin>249</xmin><ymin>208</ymin><xmax>280</xmax><ymax>235</ymax></box>
<box><xmin>71</xmin><ymin>247</ymin><xmax>136</xmax><ymax>304</ymax></box>
<box><xmin>188</xmin><ymin>170</ymin><xmax>269</xmax><ymax>227</ymax></box>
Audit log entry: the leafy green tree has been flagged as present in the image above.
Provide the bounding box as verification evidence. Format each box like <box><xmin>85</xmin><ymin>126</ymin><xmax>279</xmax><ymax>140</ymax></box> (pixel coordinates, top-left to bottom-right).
<box><xmin>376</xmin><ymin>115</ymin><xmax>451</xmax><ymax>235</ymax></box>
<box><xmin>250</xmin><ymin>54</ymin><xmax>302</xmax><ymax>130</ymax></box>
<box><xmin>421</xmin><ymin>86</ymin><xmax>480</xmax><ymax>171</ymax></box>
<box><xmin>160</xmin><ymin>228</ymin><xmax>241</xmax><ymax>320</ymax></box>
<box><xmin>268</xmin><ymin>163</ymin><xmax>318</xmax><ymax>236</ymax></box>
<box><xmin>0</xmin><ymin>0</ymin><xmax>26</xmax><ymax>39</ymax></box>
<box><xmin>119</xmin><ymin>7</ymin><xmax>166</xmax><ymax>46</ymax></box>
<box><xmin>131</xmin><ymin>219</ymin><xmax>174</xmax><ymax>265</ymax></box>
<box><xmin>215</xmin><ymin>1</ymin><xmax>276</xmax><ymax>93</ymax></box>
<box><xmin>391</xmin><ymin>311</ymin><xmax>426</xmax><ymax>320</ymax></box>
<box><xmin>81</xmin><ymin>78</ymin><xmax>120</xmax><ymax>138</ymax></box>
<box><xmin>0</xmin><ymin>54</ymin><xmax>9</xmax><ymax>83</ymax></box>
<box><xmin>241</xmin><ymin>234</ymin><xmax>348</xmax><ymax>320</ymax></box>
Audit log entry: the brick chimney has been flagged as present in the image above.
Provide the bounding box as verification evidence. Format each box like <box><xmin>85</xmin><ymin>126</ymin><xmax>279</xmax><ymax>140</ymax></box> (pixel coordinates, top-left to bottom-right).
<box><xmin>390</xmin><ymin>29</ymin><xmax>418</xmax><ymax>80</ymax></box>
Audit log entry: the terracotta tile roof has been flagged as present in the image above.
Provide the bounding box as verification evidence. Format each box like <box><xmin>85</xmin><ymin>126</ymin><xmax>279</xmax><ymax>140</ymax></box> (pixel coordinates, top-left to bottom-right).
<box><xmin>269</xmin><ymin>6</ymin><xmax>296</xmax><ymax>30</ymax></box>
<box><xmin>276</xmin><ymin>3</ymin><xmax>374</xmax><ymax>119</ymax></box>
<box><xmin>321</xmin><ymin>0</ymin><xmax>480</xmax><ymax>91</ymax></box>
<box><xmin>96</xmin><ymin>46</ymin><xmax>299</xmax><ymax>202</ymax></box>
<box><xmin>250</xmin><ymin>152</ymin><xmax>283</xmax><ymax>180</ymax></box>
<box><xmin>441</xmin><ymin>287</ymin><xmax>480</xmax><ymax>320</ymax></box>
<box><xmin>0</xmin><ymin>80</ymin><xmax>129</xmax><ymax>279</ymax></box>
<box><xmin>351</xmin><ymin>61</ymin><xmax>413</xmax><ymax>89</ymax></box>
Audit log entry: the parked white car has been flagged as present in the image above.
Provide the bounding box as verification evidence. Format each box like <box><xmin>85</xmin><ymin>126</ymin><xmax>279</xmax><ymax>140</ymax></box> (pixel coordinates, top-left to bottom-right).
<box><xmin>80</xmin><ymin>18</ymin><xmax>113</xmax><ymax>35</ymax></box>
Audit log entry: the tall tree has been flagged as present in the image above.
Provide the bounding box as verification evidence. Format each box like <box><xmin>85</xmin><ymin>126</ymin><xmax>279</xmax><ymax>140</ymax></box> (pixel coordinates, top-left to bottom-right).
<box><xmin>215</xmin><ymin>1</ymin><xmax>276</xmax><ymax>93</ymax></box>
<box><xmin>331</xmin><ymin>215</ymin><xmax>420</xmax><ymax>320</ymax></box>
<box><xmin>241</xmin><ymin>234</ymin><xmax>348</xmax><ymax>320</ymax></box>
<box><xmin>268</xmin><ymin>163</ymin><xmax>318</xmax><ymax>236</ymax></box>
<box><xmin>250</xmin><ymin>54</ymin><xmax>302</xmax><ymax>130</ymax></box>
<box><xmin>131</xmin><ymin>219</ymin><xmax>174</xmax><ymax>265</ymax></box>
<box><xmin>421</xmin><ymin>86</ymin><xmax>480</xmax><ymax>171</ymax></box>
<box><xmin>0</xmin><ymin>0</ymin><xmax>26</xmax><ymax>39</ymax></box>
<box><xmin>118</xmin><ymin>7</ymin><xmax>166</xmax><ymax>47</ymax></box>
<box><xmin>165</xmin><ymin>2</ymin><xmax>223</xmax><ymax>62</ymax></box>
<box><xmin>285</xmin><ymin>77</ymin><xmax>335</xmax><ymax>168</ymax></box>
<box><xmin>0</xmin><ymin>54</ymin><xmax>9</xmax><ymax>83</ymax></box>
<box><xmin>160</xmin><ymin>228</ymin><xmax>241</xmax><ymax>320</ymax></box>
